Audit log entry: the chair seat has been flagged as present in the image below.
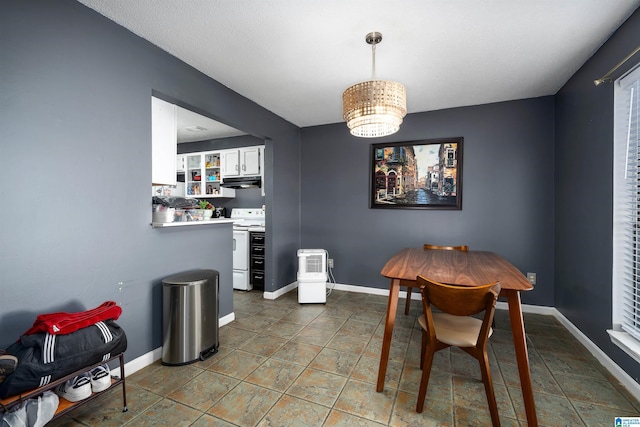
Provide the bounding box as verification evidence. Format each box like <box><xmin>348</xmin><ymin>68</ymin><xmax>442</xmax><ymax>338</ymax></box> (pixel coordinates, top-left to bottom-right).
<box><xmin>418</xmin><ymin>313</ymin><xmax>493</xmax><ymax>347</ymax></box>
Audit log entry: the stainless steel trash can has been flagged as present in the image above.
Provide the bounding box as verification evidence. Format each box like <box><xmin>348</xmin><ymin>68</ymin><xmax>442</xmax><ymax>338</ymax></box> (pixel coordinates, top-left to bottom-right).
<box><xmin>162</xmin><ymin>269</ymin><xmax>219</xmax><ymax>365</ymax></box>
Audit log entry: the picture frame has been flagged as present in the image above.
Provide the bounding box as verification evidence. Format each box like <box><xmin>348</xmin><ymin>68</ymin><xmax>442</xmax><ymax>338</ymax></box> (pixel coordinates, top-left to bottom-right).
<box><xmin>370</xmin><ymin>137</ymin><xmax>463</xmax><ymax>210</ymax></box>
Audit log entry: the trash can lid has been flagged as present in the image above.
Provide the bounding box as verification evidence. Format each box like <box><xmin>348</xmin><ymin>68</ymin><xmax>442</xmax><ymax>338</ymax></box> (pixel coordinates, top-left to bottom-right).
<box><xmin>162</xmin><ymin>269</ymin><xmax>219</xmax><ymax>286</ymax></box>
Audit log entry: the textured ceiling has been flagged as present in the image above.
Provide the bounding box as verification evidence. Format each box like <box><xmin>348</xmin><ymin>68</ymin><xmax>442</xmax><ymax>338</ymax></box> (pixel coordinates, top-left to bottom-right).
<box><xmin>79</xmin><ymin>0</ymin><xmax>640</xmax><ymax>129</ymax></box>
<box><xmin>176</xmin><ymin>106</ymin><xmax>246</xmax><ymax>143</ymax></box>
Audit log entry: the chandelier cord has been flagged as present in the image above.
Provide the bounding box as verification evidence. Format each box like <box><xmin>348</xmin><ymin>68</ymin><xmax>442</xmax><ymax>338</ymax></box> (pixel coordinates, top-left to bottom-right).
<box><xmin>371</xmin><ymin>44</ymin><xmax>377</xmax><ymax>81</ymax></box>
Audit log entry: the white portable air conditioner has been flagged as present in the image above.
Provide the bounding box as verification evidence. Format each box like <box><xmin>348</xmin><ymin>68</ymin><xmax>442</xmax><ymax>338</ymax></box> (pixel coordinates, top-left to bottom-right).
<box><xmin>297</xmin><ymin>249</ymin><xmax>327</xmax><ymax>303</ymax></box>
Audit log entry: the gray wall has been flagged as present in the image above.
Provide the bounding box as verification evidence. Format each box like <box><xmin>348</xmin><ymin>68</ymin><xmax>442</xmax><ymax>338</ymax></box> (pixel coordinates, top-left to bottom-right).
<box><xmin>555</xmin><ymin>9</ymin><xmax>640</xmax><ymax>380</ymax></box>
<box><xmin>5</xmin><ymin>0</ymin><xmax>640</xmax><ymax>386</ymax></box>
<box><xmin>0</xmin><ymin>1</ymin><xmax>301</xmax><ymax>360</ymax></box>
<box><xmin>300</xmin><ymin>98</ymin><xmax>556</xmax><ymax>307</ymax></box>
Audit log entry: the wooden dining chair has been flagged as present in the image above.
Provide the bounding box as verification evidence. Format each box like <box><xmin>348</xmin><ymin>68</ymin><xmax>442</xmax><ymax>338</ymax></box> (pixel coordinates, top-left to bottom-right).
<box><xmin>404</xmin><ymin>244</ymin><xmax>469</xmax><ymax>315</ymax></box>
<box><xmin>416</xmin><ymin>275</ymin><xmax>501</xmax><ymax>427</ymax></box>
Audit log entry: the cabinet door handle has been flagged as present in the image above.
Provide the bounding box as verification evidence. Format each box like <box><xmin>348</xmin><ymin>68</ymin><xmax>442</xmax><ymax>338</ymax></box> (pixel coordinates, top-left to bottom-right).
<box><xmin>242</xmin><ymin>164</ymin><xmax>246</xmax><ymax>171</ymax></box>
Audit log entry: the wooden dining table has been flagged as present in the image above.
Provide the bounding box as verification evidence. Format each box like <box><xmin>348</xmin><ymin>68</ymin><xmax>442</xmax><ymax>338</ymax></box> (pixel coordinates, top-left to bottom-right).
<box><xmin>378</xmin><ymin>247</ymin><xmax>537</xmax><ymax>426</ymax></box>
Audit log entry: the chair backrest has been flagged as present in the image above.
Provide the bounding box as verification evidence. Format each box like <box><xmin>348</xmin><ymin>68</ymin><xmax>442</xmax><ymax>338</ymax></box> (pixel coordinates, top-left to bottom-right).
<box><xmin>417</xmin><ymin>275</ymin><xmax>500</xmax><ymax>317</ymax></box>
<box><xmin>423</xmin><ymin>243</ymin><xmax>469</xmax><ymax>252</ymax></box>
<box><xmin>415</xmin><ymin>275</ymin><xmax>502</xmax><ymax>424</ymax></box>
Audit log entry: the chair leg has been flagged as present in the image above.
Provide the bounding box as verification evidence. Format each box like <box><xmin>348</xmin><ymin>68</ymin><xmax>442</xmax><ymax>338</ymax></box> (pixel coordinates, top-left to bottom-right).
<box><xmin>420</xmin><ymin>330</ymin><xmax>426</xmax><ymax>369</ymax></box>
<box><xmin>416</xmin><ymin>346</ymin><xmax>436</xmax><ymax>413</ymax></box>
<box><xmin>405</xmin><ymin>287</ymin><xmax>412</xmax><ymax>315</ymax></box>
<box><xmin>478</xmin><ymin>353</ymin><xmax>500</xmax><ymax>427</ymax></box>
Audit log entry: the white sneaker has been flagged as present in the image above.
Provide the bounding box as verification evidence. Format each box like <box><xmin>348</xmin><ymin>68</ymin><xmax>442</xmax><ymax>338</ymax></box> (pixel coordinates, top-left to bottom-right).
<box><xmin>89</xmin><ymin>364</ymin><xmax>111</xmax><ymax>393</ymax></box>
<box><xmin>56</xmin><ymin>374</ymin><xmax>91</xmax><ymax>402</ymax></box>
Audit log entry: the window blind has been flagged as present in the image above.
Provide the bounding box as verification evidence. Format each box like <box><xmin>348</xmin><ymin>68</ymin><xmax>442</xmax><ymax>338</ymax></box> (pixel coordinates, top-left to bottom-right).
<box><xmin>615</xmin><ymin>66</ymin><xmax>640</xmax><ymax>340</ymax></box>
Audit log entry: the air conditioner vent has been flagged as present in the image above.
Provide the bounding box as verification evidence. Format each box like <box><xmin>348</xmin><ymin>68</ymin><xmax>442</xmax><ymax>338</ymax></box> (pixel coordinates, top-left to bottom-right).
<box><xmin>185</xmin><ymin>125</ymin><xmax>208</xmax><ymax>132</ymax></box>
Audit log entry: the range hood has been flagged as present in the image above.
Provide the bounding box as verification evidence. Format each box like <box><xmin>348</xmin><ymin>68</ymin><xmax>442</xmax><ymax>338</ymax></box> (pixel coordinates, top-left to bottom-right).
<box><xmin>221</xmin><ymin>176</ymin><xmax>262</xmax><ymax>189</ymax></box>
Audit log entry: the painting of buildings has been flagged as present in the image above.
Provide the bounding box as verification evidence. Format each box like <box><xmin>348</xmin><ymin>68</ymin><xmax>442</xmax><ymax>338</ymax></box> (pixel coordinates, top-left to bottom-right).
<box><xmin>371</xmin><ymin>138</ymin><xmax>462</xmax><ymax>209</ymax></box>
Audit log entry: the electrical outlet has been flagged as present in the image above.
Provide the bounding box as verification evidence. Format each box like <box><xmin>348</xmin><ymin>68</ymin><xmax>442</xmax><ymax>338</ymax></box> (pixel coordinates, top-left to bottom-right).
<box><xmin>328</xmin><ymin>258</ymin><xmax>334</xmax><ymax>268</ymax></box>
<box><xmin>526</xmin><ymin>272</ymin><xmax>536</xmax><ymax>285</ymax></box>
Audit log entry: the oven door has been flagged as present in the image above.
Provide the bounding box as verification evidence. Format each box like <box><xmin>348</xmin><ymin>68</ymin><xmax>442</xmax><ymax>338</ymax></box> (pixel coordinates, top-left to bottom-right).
<box><xmin>233</xmin><ymin>229</ymin><xmax>249</xmax><ymax>270</ymax></box>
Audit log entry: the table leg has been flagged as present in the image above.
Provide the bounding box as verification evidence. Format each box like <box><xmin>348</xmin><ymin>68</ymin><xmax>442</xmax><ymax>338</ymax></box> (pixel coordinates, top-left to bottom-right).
<box><xmin>377</xmin><ymin>278</ymin><xmax>400</xmax><ymax>392</ymax></box>
<box><xmin>405</xmin><ymin>287</ymin><xmax>412</xmax><ymax>315</ymax></box>
<box><xmin>507</xmin><ymin>290</ymin><xmax>538</xmax><ymax>426</ymax></box>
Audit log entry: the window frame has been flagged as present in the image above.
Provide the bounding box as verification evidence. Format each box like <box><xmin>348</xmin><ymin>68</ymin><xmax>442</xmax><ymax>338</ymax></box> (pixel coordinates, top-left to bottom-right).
<box><xmin>610</xmin><ymin>63</ymin><xmax>640</xmax><ymax>363</ymax></box>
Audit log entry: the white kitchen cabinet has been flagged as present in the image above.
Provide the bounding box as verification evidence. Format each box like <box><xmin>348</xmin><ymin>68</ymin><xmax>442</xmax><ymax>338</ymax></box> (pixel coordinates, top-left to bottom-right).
<box><xmin>220</xmin><ymin>149</ymin><xmax>240</xmax><ymax>177</ymax></box>
<box><xmin>183</xmin><ymin>151</ymin><xmax>235</xmax><ymax>198</ymax></box>
<box><xmin>241</xmin><ymin>146</ymin><xmax>262</xmax><ymax>176</ymax></box>
<box><xmin>176</xmin><ymin>154</ymin><xmax>185</xmax><ymax>172</ymax></box>
<box><xmin>221</xmin><ymin>146</ymin><xmax>262</xmax><ymax>177</ymax></box>
<box><xmin>151</xmin><ymin>96</ymin><xmax>177</xmax><ymax>186</ymax></box>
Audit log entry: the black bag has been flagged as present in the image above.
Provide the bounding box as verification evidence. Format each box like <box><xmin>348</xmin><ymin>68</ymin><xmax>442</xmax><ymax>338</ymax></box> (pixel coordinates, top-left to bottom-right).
<box><xmin>0</xmin><ymin>320</ymin><xmax>127</xmax><ymax>398</ymax></box>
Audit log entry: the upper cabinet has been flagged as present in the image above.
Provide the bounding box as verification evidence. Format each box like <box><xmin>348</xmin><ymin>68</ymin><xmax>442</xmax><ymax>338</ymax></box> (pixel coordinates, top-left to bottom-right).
<box><xmin>220</xmin><ymin>150</ymin><xmax>239</xmax><ymax>177</ymax></box>
<box><xmin>178</xmin><ymin>145</ymin><xmax>264</xmax><ymax>198</ymax></box>
<box><xmin>241</xmin><ymin>147</ymin><xmax>262</xmax><ymax>176</ymax></box>
<box><xmin>184</xmin><ymin>151</ymin><xmax>235</xmax><ymax>198</ymax></box>
<box><xmin>221</xmin><ymin>146</ymin><xmax>262</xmax><ymax>177</ymax></box>
<box><xmin>151</xmin><ymin>97</ymin><xmax>177</xmax><ymax>186</ymax></box>
<box><xmin>176</xmin><ymin>154</ymin><xmax>186</xmax><ymax>173</ymax></box>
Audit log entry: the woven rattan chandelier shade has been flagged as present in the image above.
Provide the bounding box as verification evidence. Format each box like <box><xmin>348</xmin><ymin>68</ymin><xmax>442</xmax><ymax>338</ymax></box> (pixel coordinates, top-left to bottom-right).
<box><xmin>342</xmin><ymin>32</ymin><xmax>406</xmax><ymax>138</ymax></box>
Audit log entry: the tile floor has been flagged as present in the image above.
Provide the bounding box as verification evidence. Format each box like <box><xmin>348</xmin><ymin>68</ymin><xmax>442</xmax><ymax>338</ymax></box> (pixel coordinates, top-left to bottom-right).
<box><xmin>48</xmin><ymin>289</ymin><xmax>640</xmax><ymax>426</ymax></box>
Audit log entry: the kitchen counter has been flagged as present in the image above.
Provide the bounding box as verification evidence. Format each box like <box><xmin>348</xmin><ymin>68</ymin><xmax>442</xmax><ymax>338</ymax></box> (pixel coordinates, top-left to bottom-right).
<box><xmin>151</xmin><ymin>218</ymin><xmax>235</xmax><ymax>228</ymax></box>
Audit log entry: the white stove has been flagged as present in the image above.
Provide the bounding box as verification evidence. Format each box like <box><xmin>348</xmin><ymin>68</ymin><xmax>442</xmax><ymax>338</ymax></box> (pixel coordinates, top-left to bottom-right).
<box><xmin>231</xmin><ymin>208</ymin><xmax>265</xmax><ymax>291</ymax></box>
<box><xmin>231</xmin><ymin>208</ymin><xmax>266</xmax><ymax>231</ymax></box>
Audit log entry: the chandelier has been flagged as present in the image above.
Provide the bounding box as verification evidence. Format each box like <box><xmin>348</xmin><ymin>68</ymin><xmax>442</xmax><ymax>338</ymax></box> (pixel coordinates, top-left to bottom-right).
<box><xmin>342</xmin><ymin>32</ymin><xmax>407</xmax><ymax>138</ymax></box>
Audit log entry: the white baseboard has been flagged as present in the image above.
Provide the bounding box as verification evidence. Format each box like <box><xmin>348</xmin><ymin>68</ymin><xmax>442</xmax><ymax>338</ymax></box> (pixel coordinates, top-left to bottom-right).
<box><xmin>122</xmin><ymin>347</ymin><xmax>162</xmax><ymax>377</ymax></box>
<box><xmin>219</xmin><ymin>312</ymin><xmax>234</xmax><ymax>327</ymax></box>
<box><xmin>331</xmin><ymin>282</ymin><xmax>390</xmax><ymax>296</ymax></box>
<box><xmin>554</xmin><ymin>310</ymin><xmax>640</xmax><ymax>401</ymax></box>
<box><xmin>122</xmin><ymin>312</ymin><xmax>235</xmax><ymax>376</ymax></box>
<box><xmin>500</xmin><ymin>300</ymin><xmax>640</xmax><ymax>400</ymax></box>
<box><xmin>495</xmin><ymin>300</ymin><xmax>556</xmax><ymax>315</ymax></box>
<box><xmin>263</xmin><ymin>281</ymin><xmax>299</xmax><ymax>299</ymax></box>
<box><xmin>122</xmin><ymin>282</ymin><xmax>640</xmax><ymax>401</ymax></box>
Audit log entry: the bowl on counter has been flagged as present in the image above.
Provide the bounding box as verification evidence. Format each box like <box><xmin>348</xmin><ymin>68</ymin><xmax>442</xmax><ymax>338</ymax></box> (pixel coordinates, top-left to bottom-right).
<box><xmin>152</xmin><ymin>207</ymin><xmax>175</xmax><ymax>223</ymax></box>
